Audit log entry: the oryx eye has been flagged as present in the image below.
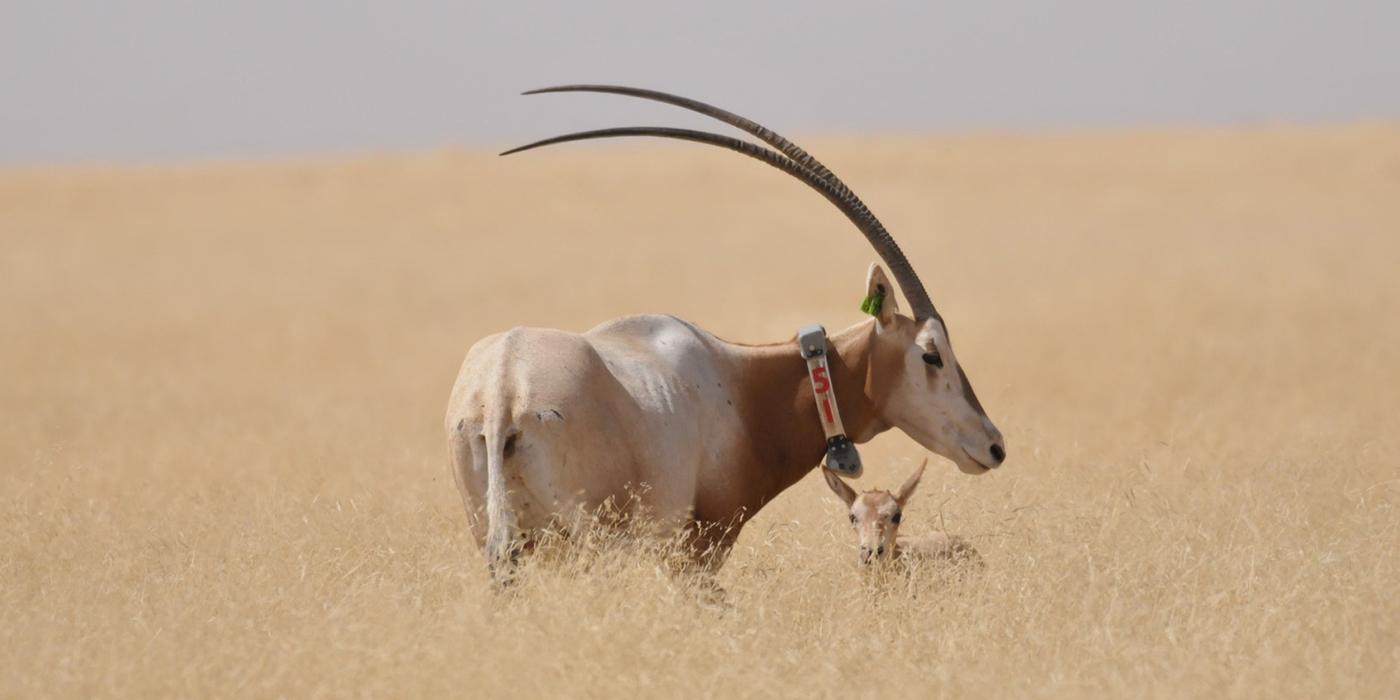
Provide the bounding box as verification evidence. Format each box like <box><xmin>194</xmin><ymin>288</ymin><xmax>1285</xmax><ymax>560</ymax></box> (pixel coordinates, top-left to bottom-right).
<box><xmin>848</xmin><ymin>513</ymin><xmax>857</xmax><ymax>524</ymax></box>
<box><xmin>891</xmin><ymin>512</ymin><xmax>902</xmax><ymax>525</ymax></box>
<box><xmin>921</xmin><ymin>352</ymin><xmax>943</xmax><ymax>369</ymax></box>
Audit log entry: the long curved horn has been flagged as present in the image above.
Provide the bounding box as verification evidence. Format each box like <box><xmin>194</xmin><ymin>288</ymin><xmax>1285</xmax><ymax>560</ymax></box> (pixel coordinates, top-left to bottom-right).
<box><xmin>508</xmin><ymin>89</ymin><xmax>940</xmax><ymax>321</ymax></box>
<box><xmin>501</xmin><ymin>126</ymin><xmax>937</xmax><ymax>321</ymax></box>
<box><xmin>522</xmin><ymin>85</ymin><xmax>843</xmax><ymax>190</ymax></box>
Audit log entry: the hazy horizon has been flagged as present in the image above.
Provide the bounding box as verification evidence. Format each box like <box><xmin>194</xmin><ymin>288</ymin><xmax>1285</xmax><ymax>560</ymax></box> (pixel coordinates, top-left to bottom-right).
<box><xmin>3</xmin><ymin>1</ymin><xmax>1398</xmax><ymax>165</ymax></box>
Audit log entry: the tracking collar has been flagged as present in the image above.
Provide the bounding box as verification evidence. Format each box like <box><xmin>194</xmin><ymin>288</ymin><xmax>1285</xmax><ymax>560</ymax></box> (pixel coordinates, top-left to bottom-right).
<box><xmin>798</xmin><ymin>324</ymin><xmax>863</xmax><ymax>477</ymax></box>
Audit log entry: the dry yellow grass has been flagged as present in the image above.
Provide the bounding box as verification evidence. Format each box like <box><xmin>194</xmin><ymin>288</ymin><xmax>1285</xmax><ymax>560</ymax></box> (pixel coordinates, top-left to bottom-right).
<box><xmin>2</xmin><ymin>125</ymin><xmax>1398</xmax><ymax>698</ymax></box>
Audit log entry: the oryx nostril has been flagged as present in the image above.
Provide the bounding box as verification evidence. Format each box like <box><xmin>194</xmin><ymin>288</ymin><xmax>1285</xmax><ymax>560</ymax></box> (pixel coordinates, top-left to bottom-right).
<box><xmin>877</xmin><ymin>546</ymin><xmax>885</xmax><ymax>557</ymax></box>
<box><xmin>990</xmin><ymin>443</ymin><xmax>1006</xmax><ymax>464</ymax></box>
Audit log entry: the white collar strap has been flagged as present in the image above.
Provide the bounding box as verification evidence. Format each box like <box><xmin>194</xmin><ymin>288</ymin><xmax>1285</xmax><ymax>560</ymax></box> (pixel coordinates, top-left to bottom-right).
<box><xmin>798</xmin><ymin>324</ymin><xmax>863</xmax><ymax>477</ymax></box>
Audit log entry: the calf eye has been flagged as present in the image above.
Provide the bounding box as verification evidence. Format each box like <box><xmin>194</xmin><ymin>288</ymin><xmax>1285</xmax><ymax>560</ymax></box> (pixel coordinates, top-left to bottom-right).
<box><xmin>921</xmin><ymin>352</ymin><xmax>943</xmax><ymax>368</ymax></box>
<box><xmin>892</xmin><ymin>512</ymin><xmax>902</xmax><ymax>525</ymax></box>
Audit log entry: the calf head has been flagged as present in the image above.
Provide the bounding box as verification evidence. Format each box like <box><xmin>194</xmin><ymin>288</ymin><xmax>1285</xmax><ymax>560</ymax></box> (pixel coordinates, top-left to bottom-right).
<box><xmin>824</xmin><ymin>460</ymin><xmax>925</xmax><ymax>564</ymax></box>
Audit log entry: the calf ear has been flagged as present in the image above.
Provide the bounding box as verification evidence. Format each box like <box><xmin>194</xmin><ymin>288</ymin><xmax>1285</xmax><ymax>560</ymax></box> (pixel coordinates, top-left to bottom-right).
<box><xmin>862</xmin><ymin>263</ymin><xmax>900</xmax><ymax>326</ymax></box>
<box><xmin>822</xmin><ymin>467</ymin><xmax>858</xmax><ymax>507</ymax></box>
<box><xmin>894</xmin><ymin>459</ymin><xmax>927</xmax><ymax>506</ymax></box>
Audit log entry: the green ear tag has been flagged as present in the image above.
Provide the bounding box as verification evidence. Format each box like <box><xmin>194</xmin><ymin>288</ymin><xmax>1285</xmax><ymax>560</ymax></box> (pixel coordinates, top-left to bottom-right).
<box><xmin>859</xmin><ymin>291</ymin><xmax>884</xmax><ymax>317</ymax></box>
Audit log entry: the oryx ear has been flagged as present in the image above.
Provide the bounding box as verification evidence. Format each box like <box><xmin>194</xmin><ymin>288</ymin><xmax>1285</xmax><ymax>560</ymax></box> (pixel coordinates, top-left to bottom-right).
<box><xmin>822</xmin><ymin>467</ymin><xmax>858</xmax><ymax>507</ymax></box>
<box><xmin>863</xmin><ymin>263</ymin><xmax>899</xmax><ymax>325</ymax></box>
<box><xmin>894</xmin><ymin>459</ymin><xmax>927</xmax><ymax>506</ymax></box>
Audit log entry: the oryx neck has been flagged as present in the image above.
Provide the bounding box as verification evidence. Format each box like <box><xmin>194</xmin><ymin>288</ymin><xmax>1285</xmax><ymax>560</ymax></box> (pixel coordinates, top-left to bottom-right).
<box><xmin>719</xmin><ymin>319</ymin><xmax>882</xmax><ymax>517</ymax></box>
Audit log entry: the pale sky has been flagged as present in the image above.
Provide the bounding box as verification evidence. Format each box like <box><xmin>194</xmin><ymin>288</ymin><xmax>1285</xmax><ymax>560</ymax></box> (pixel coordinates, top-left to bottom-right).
<box><xmin>2</xmin><ymin>1</ymin><xmax>1398</xmax><ymax>165</ymax></box>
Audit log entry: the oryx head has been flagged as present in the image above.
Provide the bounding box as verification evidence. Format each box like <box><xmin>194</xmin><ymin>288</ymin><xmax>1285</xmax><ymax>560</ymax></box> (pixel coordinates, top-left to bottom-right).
<box><xmin>501</xmin><ymin>84</ymin><xmax>1005</xmax><ymax>474</ymax></box>
<box><xmin>858</xmin><ymin>263</ymin><xmax>1005</xmax><ymax>474</ymax></box>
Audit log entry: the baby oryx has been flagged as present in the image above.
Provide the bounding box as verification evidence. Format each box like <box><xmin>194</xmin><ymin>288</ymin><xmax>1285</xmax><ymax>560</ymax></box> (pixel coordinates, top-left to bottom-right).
<box><xmin>823</xmin><ymin>459</ymin><xmax>981</xmax><ymax>568</ymax></box>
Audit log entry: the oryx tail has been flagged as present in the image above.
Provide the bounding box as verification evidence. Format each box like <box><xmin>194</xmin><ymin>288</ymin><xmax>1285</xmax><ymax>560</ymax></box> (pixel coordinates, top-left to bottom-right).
<box><xmin>482</xmin><ymin>419</ymin><xmax>520</xmax><ymax>571</ymax></box>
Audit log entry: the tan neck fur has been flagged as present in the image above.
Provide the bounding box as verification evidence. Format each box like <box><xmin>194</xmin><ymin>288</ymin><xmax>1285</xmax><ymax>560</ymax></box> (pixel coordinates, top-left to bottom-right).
<box><xmin>701</xmin><ymin>318</ymin><xmax>890</xmax><ymax>523</ymax></box>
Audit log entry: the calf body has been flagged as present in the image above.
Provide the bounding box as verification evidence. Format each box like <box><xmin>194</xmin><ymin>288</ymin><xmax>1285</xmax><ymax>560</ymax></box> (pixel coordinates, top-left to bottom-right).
<box><xmin>894</xmin><ymin>532</ymin><xmax>983</xmax><ymax>567</ymax></box>
<box><xmin>823</xmin><ymin>461</ymin><xmax>983</xmax><ymax>568</ymax></box>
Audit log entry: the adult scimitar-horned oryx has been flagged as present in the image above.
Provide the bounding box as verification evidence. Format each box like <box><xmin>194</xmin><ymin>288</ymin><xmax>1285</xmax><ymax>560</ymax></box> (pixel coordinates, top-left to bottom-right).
<box><xmin>446</xmin><ymin>85</ymin><xmax>1005</xmax><ymax>577</ymax></box>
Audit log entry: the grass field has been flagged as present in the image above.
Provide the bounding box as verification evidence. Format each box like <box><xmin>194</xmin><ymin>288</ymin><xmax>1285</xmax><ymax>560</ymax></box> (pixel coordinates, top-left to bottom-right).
<box><xmin>3</xmin><ymin>124</ymin><xmax>1398</xmax><ymax>697</ymax></box>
